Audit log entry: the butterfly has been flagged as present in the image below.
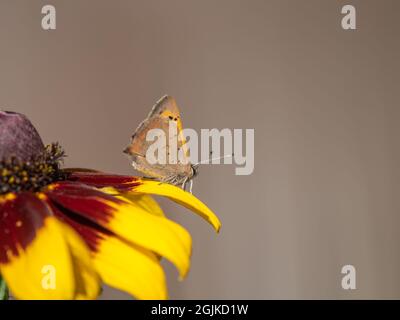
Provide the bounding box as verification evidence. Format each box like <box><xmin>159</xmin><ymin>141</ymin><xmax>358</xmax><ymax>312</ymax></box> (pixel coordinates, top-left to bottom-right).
<box><xmin>124</xmin><ymin>95</ymin><xmax>198</xmax><ymax>192</ymax></box>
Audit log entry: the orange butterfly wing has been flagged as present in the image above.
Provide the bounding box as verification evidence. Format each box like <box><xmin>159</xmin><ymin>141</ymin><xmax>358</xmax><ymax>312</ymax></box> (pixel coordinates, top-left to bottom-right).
<box><xmin>124</xmin><ymin>95</ymin><xmax>192</xmax><ymax>182</ymax></box>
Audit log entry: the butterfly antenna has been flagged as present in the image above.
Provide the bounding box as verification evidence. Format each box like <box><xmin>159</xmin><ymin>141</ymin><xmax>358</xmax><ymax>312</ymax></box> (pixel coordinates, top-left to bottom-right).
<box><xmin>193</xmin><ymin>153</ymin><xmax>234</xmax><ymax>166</ymax></box>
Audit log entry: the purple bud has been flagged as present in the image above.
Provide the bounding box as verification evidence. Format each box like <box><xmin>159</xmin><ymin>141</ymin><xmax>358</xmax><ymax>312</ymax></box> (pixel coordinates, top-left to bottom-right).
<box><xmin>0</xmin><ymin>111</ymin><xmax>45</xmax><ymax>161</ymax></box>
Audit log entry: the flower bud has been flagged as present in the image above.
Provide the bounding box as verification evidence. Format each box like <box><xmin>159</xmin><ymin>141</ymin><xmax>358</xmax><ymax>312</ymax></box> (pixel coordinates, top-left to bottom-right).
<box><xmin>0</xmin><ymin>111</ymin><xmax>45</xmax><ymax>161</ymax></box>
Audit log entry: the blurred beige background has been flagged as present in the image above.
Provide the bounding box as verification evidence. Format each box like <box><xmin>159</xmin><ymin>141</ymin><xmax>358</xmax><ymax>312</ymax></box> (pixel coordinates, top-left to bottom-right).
<box><xmin>0</xmin><ymin>0</ymin><xmax>399</xmax><ymax>299</ymax></box>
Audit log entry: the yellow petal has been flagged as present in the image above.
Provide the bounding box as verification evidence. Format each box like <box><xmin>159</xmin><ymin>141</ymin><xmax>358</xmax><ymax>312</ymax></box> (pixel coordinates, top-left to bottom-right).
<box><xmin>105</xmin><ymin>200</ymin><xmax>192</xmax><ymax>279</ymax></box>
<box><xmin>58</xmin><ymin>222</ymin><xmax>101</xmax><ymax>300</ymax></box>
<box><xmin>121</xmin><ymin>194</ymin><xmax>165</xmax><ymax>217</ymax></box>
<box><xmin>0</xmin><ymin>217</ymin><xmax>76</xmax><ymax>299</ymax></box>
<box><xmin>131</xmin><ymin>180</ymin><xmax>221</xmax><ymax>232</ymax></box>
<box><xmin>101</xmin><ymin>187</ymin><xmax>164</xmax><ymax>217</ymax></box>
<box><xmin>93</xmin><ymin>235</ymin><xmax>167</xmax><ymax>299</ymax></box>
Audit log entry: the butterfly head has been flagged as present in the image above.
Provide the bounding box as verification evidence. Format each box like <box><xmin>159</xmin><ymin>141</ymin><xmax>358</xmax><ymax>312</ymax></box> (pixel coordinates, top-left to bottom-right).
<box><xmin>191</xmin><ymin>164</ymin><xmax>199</xmax><ymax>179</ymax></box>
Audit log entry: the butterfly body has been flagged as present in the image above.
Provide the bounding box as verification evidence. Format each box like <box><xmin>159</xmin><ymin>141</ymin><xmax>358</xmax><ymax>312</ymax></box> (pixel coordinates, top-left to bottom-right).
<box><xmin>124</xmin><ymin>95</ymin><xmax>197</xmax><ymax>190</ymax></box>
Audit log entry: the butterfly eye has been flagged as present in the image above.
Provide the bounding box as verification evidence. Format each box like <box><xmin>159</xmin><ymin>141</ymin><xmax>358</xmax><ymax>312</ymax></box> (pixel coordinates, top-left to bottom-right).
<box><xmin>168</xmin><ymin>116</ymin><xmax>173</xmax><ymax>120</ymax></box>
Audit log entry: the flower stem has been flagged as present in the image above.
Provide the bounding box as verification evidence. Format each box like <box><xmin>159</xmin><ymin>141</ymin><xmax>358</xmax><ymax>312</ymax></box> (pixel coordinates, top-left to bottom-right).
<box><xmin>0</xmin><ymin>276</ymin><xmax>8</xmax><ymax>300</ymax></box>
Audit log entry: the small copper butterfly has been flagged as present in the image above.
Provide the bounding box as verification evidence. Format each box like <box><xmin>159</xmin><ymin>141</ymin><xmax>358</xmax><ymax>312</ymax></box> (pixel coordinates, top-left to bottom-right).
<box><xmin>124</xmin><ymin>95</ymin><xmax>197</xmax><ymax>191</ymax></box>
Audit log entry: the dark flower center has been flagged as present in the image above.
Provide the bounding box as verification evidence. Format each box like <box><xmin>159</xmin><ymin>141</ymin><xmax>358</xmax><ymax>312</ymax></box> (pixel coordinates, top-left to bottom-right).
<box><xmin>0</xmin><ymin>143</ymin><xmax>67</xmax><ymax>194</ymax></box>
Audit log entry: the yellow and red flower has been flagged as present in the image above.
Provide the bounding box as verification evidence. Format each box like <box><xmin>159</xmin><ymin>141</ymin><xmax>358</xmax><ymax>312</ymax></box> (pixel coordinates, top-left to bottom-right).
<box><xmin>0</xmin><ymin>111</ymin><xmax>221</xmax><ymax>300</ymax></box>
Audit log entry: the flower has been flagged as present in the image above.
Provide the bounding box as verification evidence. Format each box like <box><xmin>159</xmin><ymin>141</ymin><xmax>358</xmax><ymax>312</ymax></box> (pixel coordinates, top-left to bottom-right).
<box><xmin>0</xmin><ymin>111</ymin><xmax>221</xmax><ymax>300</ymax></box>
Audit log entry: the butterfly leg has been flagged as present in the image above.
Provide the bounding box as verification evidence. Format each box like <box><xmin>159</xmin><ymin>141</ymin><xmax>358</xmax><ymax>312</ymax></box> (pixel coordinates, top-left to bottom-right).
<box><xmin>189</xmin><ymin>179</ymin><xmax>193</xmax><ymax>194</ymax></box>
<box><xmin>158</xmin><ymin>176</ymin><xmax>171</xmax><ymax>185</ymax></box>
<box><xmin>162</xmin><ymin>175</ymin><xmax>178</xmax><ymax>185</ymax></box>
<box><xmin>181</xmin><ymin>176</ymin><xmax>190</xmax><ymax>191</ymax></box>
